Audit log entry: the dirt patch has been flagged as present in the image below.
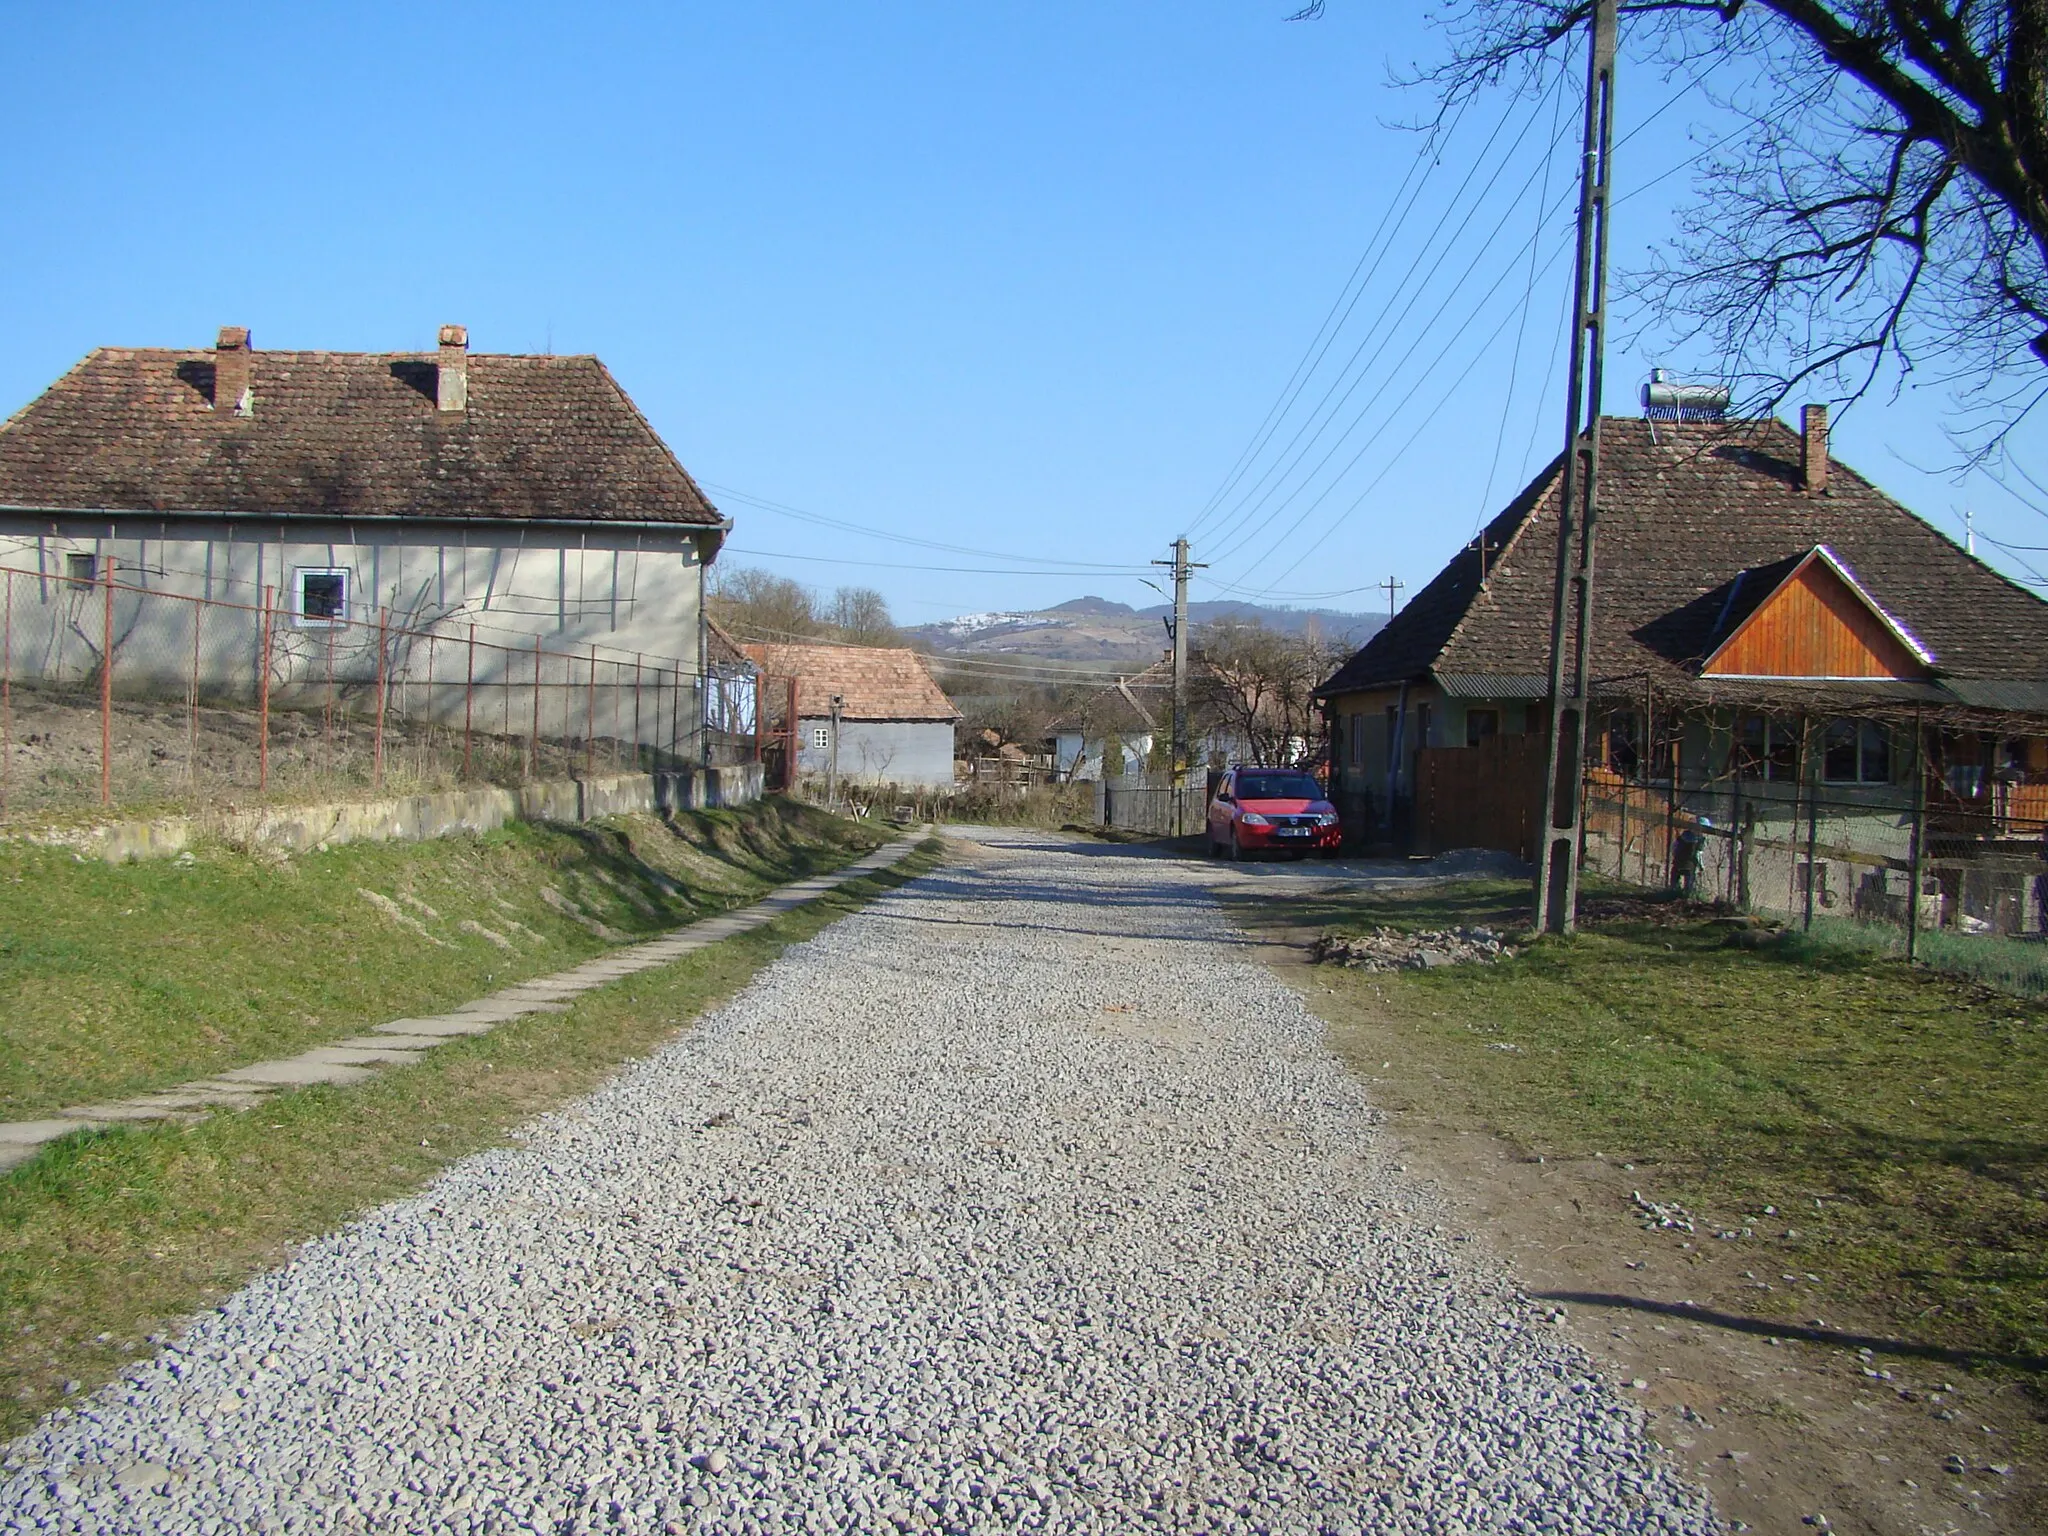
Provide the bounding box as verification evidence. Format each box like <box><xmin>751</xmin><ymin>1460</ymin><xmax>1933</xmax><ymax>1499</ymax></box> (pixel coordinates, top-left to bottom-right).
<box><xmin>1257</xmin><ymin>920</ymin><xmax>2043</xmax><ymax>1536</ymax></box>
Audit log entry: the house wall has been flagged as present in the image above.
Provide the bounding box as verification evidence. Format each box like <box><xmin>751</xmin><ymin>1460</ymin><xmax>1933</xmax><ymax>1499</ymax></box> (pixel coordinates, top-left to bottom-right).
<box><xmin>1055</xmin><ymin>730</ymin><xmax>1157</xmax><ymax>782</ymax></box>
<box><xmin>0</xmin><ymin>515</ymin><xmax>711</xmax><ymax>741</ymax></box>
<box><xmin>795</xmin><ymin>717</ymin><xmax>955</xmax><ymax>788</ymax></box>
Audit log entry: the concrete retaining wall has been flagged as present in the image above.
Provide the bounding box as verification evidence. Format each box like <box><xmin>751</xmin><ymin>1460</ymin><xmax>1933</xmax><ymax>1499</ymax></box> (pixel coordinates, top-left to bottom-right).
<box><xmin>26</xmin><ymin>762</ymin><xmax>767</xmax><ymax>863</ymax></box>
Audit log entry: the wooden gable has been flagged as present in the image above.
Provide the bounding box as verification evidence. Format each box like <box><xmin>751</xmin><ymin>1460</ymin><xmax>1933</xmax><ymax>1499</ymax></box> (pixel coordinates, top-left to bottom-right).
<box><xmin>1702</xmin><ymin>546</ymin><xmax>1934</xmax><ymax>680</ymax></box>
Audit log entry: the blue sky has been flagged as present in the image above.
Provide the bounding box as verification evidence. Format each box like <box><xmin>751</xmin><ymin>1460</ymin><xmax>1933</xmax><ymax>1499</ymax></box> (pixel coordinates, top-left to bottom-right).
<box><xmin>3</xmin><ymin>2</ymin><xmax>2042</xmax><ymax>625</ymax></box>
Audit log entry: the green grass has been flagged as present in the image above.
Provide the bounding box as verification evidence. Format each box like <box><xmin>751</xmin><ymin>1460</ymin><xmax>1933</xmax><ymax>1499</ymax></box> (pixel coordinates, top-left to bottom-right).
<box><xmin>0</xmin><ymin>798</ymin><xmax>884</xmax><ymax>1118</ymax></box>
<box><xmin>0</xmin><ymin>837</ymin><xmax>944</xmax><ymax>1438</ymax></box>
<box><xmin>1227</xmin><ymin>878</ymin><xmax>2048</xmax><ymax>1378</ymax></box>
<box><xmin>1785</xmin><ymin>912</ymin><xmax>2048</xmax><ymax>999</ymax></box>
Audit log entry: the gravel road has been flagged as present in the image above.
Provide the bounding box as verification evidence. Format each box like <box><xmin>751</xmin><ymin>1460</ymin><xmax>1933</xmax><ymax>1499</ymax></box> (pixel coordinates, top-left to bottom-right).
<box><xmin>0</xmin><ymin>829</ymin><xmax>1718</xmax><ymax>1535</ymax></box>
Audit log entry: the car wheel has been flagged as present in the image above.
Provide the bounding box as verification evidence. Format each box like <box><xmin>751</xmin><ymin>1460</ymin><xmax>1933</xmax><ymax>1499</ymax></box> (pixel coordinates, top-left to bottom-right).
<box><xmin>1229</xmin><ymin>830</ymin><xmax>1244</xmax><ymax>862</ymax></box>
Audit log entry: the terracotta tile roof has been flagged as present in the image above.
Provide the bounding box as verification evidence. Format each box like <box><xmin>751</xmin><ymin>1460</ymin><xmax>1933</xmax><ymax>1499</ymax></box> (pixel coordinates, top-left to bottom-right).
<box><xmin>0</xmin><ymin>343</ymin><xmax>722</xmax><ymax>526</ymax></box>
<box><xmin>742</xmin><ymin>643</ymin><xmax>961</xmax><ymax>721</ymax></box>
<box><xmin>1319</xmin><ymin>417</ymin><xmax>2048</xmax><ymax>699</ymax></box>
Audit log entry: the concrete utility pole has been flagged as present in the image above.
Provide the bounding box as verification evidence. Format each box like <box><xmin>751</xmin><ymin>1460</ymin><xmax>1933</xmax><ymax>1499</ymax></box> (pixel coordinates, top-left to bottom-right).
<box><xmin>1154</xmin><ymin>539</ymin><xmax>1205</xmax><ymax>833</ymax></box>
<box><xmin>1534</xmin><ymin>0</ymin><xmax>1618</xmax><ymax>936</ymax></box>
<box><xmin>828</xmin><ymin>693</ymin><xmax>844</xmax><ymax>810</ymax></box>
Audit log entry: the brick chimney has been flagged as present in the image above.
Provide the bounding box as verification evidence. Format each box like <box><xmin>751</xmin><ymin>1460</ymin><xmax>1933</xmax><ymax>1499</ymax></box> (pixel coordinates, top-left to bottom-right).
<box><xmin>1801</xmin><ymin>403</ymin><xmax>1829</xmax><ymax>493</ymax></box>
<box><xmin>436</xmin><ymin>324</ymin><xmax>468</xmax><ymax>413</ymax></box>
<box><xmin>214</xmin><ymin>326</ymin><xmax>252</xmax><ymax>416</ymax></box>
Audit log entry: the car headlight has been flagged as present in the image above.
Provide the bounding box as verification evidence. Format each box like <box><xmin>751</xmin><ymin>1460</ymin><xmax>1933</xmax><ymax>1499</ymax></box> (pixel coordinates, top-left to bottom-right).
<box><xmin>1238</xmin><ymin>812</ymin><xmax>1270</xmax><ymax>826</ymax></box>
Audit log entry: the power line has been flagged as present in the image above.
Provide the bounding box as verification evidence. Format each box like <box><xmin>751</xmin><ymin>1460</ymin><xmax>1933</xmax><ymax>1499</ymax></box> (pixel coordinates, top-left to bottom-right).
<box><xmin>1209</xmin><ymin>191</ymin><xmax>1580</xmax><ymax>577</ymax></box>
<box><xmin>722</xmin><ymin>546</ymin><xmax>1153</xmax><ymax>577</ymax></box>
<box><xmin>1195</xmin><ymin>79</ymin><xmax>1569</xmax><ymax>560</ymax></box>
<box><xmin>1182</xmin><ymin>100</ymin><xmax>1468</xmax><ymax>541</ymax></box>
<box><xmin>1210</xmin><ymin>81</ymin><xmax>1743</xmax><ymax>596</ymax></box>
<box><xmin>705</xmin><ymin>482</ymin><xmax>1149</xmax><ymax>573</ymax></box>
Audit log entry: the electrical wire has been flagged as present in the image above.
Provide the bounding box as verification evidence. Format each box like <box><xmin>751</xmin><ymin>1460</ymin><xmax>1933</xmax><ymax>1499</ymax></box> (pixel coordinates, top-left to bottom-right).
<box><xmin>721</xmin><ymin>546</ymin><xmax>1152</xmax><ymax>577</ymax></box>
<box><xmin>1205</xmin><ymin>82</ymin><xmax>1746</xmax><ymax>601</ymax></box>
<box><xmin>1182</xmin><ymin>98</ymin><xmax>1473</xmax><ymax>542</ymax></box>
<box><xmin>705</xmin><ymin>482</ymin><xmax>1149</xmax><ymax>573</ymax></box>
<box><xmin>1195</xmin><ymin>79</ymin><xmax>1570</xmax><ymax>562</ymax></box>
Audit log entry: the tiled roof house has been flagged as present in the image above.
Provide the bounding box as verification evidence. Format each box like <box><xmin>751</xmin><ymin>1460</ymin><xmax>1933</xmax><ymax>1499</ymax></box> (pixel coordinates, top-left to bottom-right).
<box><xmin>743</xmin><ymin>642</ymin><xmax>961</xmax><ymax>788</ymax></box>
<box><xmin>0</xmin><ymin>325</ymin><xmax>729</xmax><ymax>736</ymax></box>
<box><xmin>1319</xmin><ymin>409</ymin><xmax>2048</xmax><ymax>864</ymax></box>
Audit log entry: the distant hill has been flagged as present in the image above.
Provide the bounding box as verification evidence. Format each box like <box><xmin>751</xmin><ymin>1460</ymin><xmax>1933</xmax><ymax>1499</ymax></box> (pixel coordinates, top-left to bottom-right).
<box><xmin>907</xmin><ymin>597</ymin><xmax>1383</xmax><ymax>667</ymax></box>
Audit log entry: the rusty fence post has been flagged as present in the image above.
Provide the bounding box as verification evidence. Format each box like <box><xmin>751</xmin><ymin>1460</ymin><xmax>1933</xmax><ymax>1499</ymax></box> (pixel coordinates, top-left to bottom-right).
<box><xmin>530</xmin><ymin>636</ymin><xmax>542</xmax><ymax>780</ymax></box>
<box><xmin>189</xmin><ymin>594</ymin><xmax>202</xmax><ymax>795</ymax></box>
<box><xmin>464</xmin><ymin>623</ymin><xmax>476</xmax><ymax>778</ymax></box>
<box><xmin>753</xmin><ymin>668</ymin><xmax>764</xmax><ymax>764</ymax></box>
<box><xmin>100</xmin><ymin>556</ymin><xmax>114</xmax><ymax>806</ymax></box>
<box><xmin>585</xmin><ymin>646</ymin><xmax>597</xmax><ymax>778</ymax></box>
<box><xmin>1</xmin><ymin>568</ymin><xmax>11</xmax><ymax>815</ymax></box>
<box><xmin>1907</xmin><ymin>711</ymin><xmax>1927</xmax><ymax>962</ymax></box>
<box><xmin>373</xmin><ymin>606</ymin><xmax>389</xmax><ymax>791</ymax></box>
<box><xmin>258</xmin><ymin>584</ymin><xmax>275</xmax><ymax>791</ymax></box>
<box><xmin>634</xmin><ymin>655</ymin><xmax>644</xmax><ymax>772</ymax></box>
<box><xmin>424</xmin><ymin>629</ymin><xmax>436</xmax><ymax>783</ymax></box>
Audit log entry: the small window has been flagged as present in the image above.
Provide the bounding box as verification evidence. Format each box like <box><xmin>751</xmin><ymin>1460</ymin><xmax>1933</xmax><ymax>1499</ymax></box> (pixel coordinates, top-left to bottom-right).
<box><xmin>1736</xmin><ymin>715</ymin><xmax>1798</xmax><ymax>782</ymax></box>
<box><xmin>1466</xmin><ymin>708</ymin><xmax>1500</xmax><ymax>748</ymax></box>
<box><xmin>295</xmin><ymin>568</ymin><xmax>349</xmax><ymax>627</ymax></box>
<box><xmin>1822</xmin><ymin>719</ymin><xmax>1892</xmax><ymax>784</ymax></box>
<box><xmin>64</xmin><ymin>552</ymin><xmax>97</xmax><ymax>587</ymax></box>
<box><xmin>811</xmin><ymin>725</ymin><xmax>831</xmax><ymax>751</ymax></box>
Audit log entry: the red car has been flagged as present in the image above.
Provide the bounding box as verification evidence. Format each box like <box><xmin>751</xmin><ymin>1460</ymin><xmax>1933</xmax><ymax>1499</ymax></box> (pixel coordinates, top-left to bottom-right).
<box><xmin>1207</xmin><ymin>766</ymin><xmax>1342</xmax><ymax>860</ymax></box>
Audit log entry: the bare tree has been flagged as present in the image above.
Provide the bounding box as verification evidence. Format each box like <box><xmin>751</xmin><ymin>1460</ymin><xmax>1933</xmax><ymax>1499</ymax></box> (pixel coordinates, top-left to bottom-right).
<box><xmin>1408</xmin><ymin>2</ymin><xmax>2048</xmax><ymax>455</ymax></box>
<box><xmin>708</xmin><ymin>567</ymin><xmax>822</xmax><ymax>641</ymax></box>
<box><xmin>1193</xmin><ymin>619</ymin><xmax>1348</xmax><ymax>768</ymax></box>
<box><xmin>828</xmin><ymin>585</ymin><xmax>900</xmax><ymax>646</ymax></box>
<box><xmin>710</xmin><ymin>569</ymin><xmax>903</xmax><ymax>647</ymax></box>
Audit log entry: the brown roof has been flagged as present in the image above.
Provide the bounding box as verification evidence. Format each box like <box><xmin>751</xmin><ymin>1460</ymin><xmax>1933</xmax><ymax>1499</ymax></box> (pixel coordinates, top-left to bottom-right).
<box><xmin>743</xmin><ymin>643</ymin><xmax>961</xmax><ymax>721</ymax></box>
<box><xmin>0</xmin><ymin>342</ymin><xmax>722</xmax><ymax>527</ymax></box>
<box><xmin>1320</xmin><ymin>416</ymin><xmax>2048</xmax><ymax>700</ymax></box>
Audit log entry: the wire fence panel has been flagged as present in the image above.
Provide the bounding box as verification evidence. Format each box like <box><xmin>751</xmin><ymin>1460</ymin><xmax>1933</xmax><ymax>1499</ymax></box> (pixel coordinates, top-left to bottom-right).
<box><xmin>0</xmin><ymin>563</ymin><xmax>763</xmax><ymax>823</ymax></box>
<box><xmin>1575</xmin><ymin>700</ymin><xmax>2048</xmax><ymax>995</ymax></box>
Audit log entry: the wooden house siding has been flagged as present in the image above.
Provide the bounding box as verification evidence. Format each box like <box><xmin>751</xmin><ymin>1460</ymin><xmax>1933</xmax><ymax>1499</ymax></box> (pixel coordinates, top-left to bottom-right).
<box><xmin>1704</xmin><ymin>561</ymin><xmax>1927</xmax><ymax>679</ymax></box>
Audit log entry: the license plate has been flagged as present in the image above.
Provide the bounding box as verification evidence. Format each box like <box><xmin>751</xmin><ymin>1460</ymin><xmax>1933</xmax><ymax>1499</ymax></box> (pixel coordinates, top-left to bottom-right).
<box><xmin>1276</xmin><ymin>827</ymin><xmax>1311</xmax><ymax>837</ymax></box>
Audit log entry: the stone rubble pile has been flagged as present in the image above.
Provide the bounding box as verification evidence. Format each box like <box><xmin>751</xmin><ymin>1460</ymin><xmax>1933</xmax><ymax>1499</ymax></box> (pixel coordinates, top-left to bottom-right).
<box><xmin>1311</xmin><ymin>925</ymin><xmax>1517</xmax><ymax>972</ymax></box>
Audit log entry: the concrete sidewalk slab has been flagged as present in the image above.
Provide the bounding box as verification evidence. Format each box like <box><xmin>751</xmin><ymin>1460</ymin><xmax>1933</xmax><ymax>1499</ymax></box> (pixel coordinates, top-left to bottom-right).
<box><xmin>0</xmin><ymin>830</ymin><xmax>932</xmax><ymax>1174</ymax></box>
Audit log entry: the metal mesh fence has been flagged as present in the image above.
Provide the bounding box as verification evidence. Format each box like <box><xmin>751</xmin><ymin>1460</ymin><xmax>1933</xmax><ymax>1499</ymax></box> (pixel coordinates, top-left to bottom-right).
<box><xmin>1577</xmin><ymin>702</ymin><xmax>2048</xmax><ymax>995</ymax></box>
<box><xmin>0</xmin><ymin>562</ymin><xmax>765</xmax><ymax>821</ymax></box>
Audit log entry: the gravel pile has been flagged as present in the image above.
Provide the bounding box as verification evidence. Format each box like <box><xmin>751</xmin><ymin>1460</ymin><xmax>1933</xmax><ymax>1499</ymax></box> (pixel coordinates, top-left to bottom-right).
<box><xmin>1310</xmin><ymin>925</ymin><xmax>1516</xmax><ymax>972</ymax></box>
<box><xmin>0</xmin><ymin>829</ymin><xmax>1714</xmax><ymax>1535</ymax></box>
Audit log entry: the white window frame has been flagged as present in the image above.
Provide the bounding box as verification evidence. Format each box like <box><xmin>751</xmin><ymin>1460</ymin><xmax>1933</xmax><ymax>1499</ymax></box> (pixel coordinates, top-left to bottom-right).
<box><xmin>293</xmin><ymin>567</ymin><xmax>352</xmax><ymax>628</ymax></box>
<box><xmin>811</xmin><ymin>725</ymin><xmax>832</xmax><ymax>751</ymax></box>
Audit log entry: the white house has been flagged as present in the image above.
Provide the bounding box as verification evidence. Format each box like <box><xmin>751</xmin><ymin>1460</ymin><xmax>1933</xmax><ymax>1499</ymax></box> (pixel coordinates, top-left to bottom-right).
<box><xmin>0</xmin><ymin>325</ymin><xmax>729</xmax><ymax>749</ymax></box>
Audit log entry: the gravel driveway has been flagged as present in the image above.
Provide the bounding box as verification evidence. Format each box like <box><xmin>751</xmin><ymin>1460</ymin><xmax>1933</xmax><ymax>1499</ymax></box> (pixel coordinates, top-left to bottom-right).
<box><xmin>1</xmin><ymin>828</ymin><xmax>1717</xmax><ymax>1535</ymax></box>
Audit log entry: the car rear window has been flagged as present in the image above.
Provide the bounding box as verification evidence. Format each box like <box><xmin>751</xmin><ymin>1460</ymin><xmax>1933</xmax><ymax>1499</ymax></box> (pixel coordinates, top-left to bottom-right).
<box><xmin>1235</xmin><ymin>773</ymin><xmax>1321</xmax><ymax>800</ymax></box>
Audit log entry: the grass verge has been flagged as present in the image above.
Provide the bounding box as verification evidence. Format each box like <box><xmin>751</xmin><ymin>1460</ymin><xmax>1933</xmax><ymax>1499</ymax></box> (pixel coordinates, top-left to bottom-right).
<box><xmin>1224</xmin><ymin>878</ymin><xmax>2048</xmax><ymax>1385</ymax></box>
<box><xmin>0</xmin><ymin>836</ymin><xmax>944</xmax><ymax>1439</ymax></box>
<box><xmin>0</xmin><ymin>797</ymin><xmax>884</xmax><ymax>1118</ymax></box>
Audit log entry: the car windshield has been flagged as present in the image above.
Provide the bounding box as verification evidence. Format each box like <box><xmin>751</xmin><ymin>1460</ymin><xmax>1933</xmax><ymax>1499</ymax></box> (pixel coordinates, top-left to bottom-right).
<box><xmin>1235</xmin><ymin>773</ymin><xmax>1322</xmax><ymax>800</ymax></box>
